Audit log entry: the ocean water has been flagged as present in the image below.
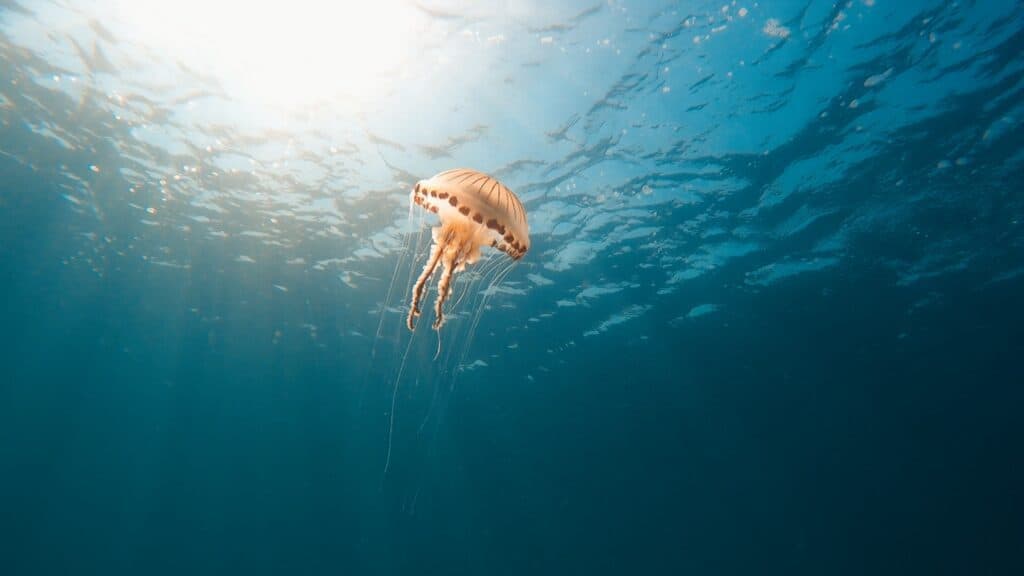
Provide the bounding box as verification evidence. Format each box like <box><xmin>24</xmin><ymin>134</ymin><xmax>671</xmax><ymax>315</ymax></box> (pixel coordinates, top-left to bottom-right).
<box><xmin>1</xmin><ymin>1</ymin><xmax>1022</xmax><ymax>574</ymax></box>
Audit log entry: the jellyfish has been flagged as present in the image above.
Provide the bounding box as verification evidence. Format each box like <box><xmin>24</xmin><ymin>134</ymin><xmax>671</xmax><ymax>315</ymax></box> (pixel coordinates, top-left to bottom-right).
<box><xmin>407</xmin><ymin>168</ymin><xmax>529</xmax><ymax>331</ymax></box>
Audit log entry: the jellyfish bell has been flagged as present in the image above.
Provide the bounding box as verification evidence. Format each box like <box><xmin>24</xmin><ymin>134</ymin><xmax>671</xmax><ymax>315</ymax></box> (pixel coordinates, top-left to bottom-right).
<box><xmin>407</xmin><ymin>168</ymin><xmax>529</xmax><ymax>331</ymax></box>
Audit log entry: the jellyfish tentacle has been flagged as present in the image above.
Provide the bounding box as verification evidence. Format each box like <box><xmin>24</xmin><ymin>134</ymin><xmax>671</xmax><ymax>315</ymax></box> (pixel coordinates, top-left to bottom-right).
<box><xmin>407</xmin><ymin>239</ymin><xmax>445</xmax><ymax>331</ymax></box>
<box><xmin>432</xmin><ymin>240</ymin><xmax>463</xmax><ymax>330</ymax></box>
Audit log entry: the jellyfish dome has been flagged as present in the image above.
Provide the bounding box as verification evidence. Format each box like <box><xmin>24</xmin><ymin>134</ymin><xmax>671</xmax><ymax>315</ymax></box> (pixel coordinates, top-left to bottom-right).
<box><xmin>407</xmin><ymin>168</ymin><xmax>529</xmax><ymax>331</ymax></box>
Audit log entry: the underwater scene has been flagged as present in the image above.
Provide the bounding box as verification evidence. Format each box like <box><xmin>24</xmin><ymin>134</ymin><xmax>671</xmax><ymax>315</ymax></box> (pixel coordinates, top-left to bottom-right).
<box><xmin>1</xmin><ymin>1</ymin><xmax>1022</xmax><ymax>574</ymax></box>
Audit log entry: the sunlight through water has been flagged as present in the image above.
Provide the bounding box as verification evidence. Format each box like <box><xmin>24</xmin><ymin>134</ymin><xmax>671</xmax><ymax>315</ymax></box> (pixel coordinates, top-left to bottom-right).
<box><xmin>2</xmin><ymin>0</ymin><xmax>1024</xmax><ymax>572</ymax></box>
<box><xmin>103</xmin><ymin>0</ymin><xmax>422</xmax><ymax>112</ymax></box>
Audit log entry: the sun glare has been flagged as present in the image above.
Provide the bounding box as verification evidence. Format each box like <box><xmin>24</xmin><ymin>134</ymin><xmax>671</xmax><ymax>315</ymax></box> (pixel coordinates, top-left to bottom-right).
<box><xmin>107</xmin><ymin>0</ymin><xmax>421</xmax><ymax>112</ymax></box>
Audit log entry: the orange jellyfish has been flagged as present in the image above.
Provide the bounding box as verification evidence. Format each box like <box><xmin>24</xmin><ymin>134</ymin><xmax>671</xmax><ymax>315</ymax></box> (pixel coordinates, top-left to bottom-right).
<box><xmin>407</xmin><ymin>168</ymin><xmax>529</xmax><ymax>331</ymax></box>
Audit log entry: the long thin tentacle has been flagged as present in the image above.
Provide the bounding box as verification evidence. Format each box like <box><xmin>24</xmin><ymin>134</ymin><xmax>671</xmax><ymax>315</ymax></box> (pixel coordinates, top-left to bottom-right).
<box><xmin>373</xmin><ymin>217</ymin><xmax>415</xmax><ymax>357</ymax></box>
<box><xmin>457</xmin><ymin>259</ymin><xmax>515</xmax><ymax>374</ymax></box>
<box><xmin>407</xmin><ymin>238</ymin><xmax>445</xmax><ymax>331</ymax></box>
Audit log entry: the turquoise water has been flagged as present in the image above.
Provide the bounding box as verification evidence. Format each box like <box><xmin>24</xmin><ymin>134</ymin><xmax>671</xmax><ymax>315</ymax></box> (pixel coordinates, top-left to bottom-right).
<box><xmin>2</xmin><ymin>1</ymin><xmax>1022</xmax><ymax>574</ymax></box>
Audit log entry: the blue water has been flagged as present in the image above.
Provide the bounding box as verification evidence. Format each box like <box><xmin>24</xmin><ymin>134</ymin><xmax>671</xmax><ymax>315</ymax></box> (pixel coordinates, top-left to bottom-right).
<box><xmin>2</xmin><ymin>1</ymin><xmax>1023</xmax><ymax>574</ymax></box>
